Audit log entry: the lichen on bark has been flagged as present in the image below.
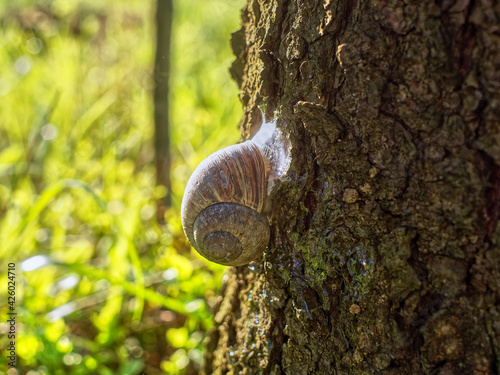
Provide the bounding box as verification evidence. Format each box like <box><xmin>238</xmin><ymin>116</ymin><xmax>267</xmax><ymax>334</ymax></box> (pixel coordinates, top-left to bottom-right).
<box><xmin>204</xmin><ymin>1</ymin><xmax>500</xmax><ymax>374</ymax></box>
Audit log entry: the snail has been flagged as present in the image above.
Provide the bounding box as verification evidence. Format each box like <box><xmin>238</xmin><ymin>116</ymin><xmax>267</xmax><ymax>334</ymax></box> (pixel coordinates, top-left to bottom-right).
<box><xmin>181</xmin><ymin>115</ymin><xmax>290</xmax><ymax>266</ymax></box>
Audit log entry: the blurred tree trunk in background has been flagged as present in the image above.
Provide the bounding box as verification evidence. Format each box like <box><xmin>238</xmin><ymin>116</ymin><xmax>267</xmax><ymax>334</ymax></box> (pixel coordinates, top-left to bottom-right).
<box><xmin>154</xmin><ymin>0</ymin><xmax>172</xmax><ymax>214</ymax></box>
<box><xmin>204</xmin><ymin>1</ymin><xmax>500</xmax><ymax>374</ymax></box>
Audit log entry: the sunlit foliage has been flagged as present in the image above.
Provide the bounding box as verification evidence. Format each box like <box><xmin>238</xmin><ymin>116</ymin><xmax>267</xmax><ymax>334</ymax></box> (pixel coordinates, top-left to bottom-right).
<box><xmin>0</xmin><ymin>0</ymin><xmax>243</xmax><ymax>373</ymax></box>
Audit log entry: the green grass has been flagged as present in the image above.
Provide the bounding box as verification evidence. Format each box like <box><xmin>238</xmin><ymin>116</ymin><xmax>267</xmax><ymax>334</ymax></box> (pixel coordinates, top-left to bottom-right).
<box><xmin>0</xmin><ymin>0</ymin><xmax>244</xmax><ymax>373</ymax></box>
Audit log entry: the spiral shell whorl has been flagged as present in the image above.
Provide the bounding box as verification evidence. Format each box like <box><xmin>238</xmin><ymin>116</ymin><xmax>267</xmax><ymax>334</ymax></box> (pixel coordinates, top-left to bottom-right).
<box><xmin>181</xmin><ymin>141</ymin><xmax>270</xmax><ymax>266</ymax></box>
<box><xmin>192</xmin><ymin>203</ymin><xmax>270</xmax><ymax>266</ymax></box>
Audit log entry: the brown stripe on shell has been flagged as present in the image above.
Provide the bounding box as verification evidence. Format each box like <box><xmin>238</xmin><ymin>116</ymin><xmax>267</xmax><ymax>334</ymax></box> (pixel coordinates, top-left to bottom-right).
<box><xmin>181</xmin><ymin>141</ymin><xmax>269</xmax><ymax>247</ymax></box>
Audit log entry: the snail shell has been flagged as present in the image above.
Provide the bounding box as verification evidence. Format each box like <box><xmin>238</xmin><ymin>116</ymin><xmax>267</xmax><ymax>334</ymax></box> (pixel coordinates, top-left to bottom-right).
<box><xmin>181</xmin><ymin>141</ymin><xmax>271</xmax><ymax>266</ymax></box>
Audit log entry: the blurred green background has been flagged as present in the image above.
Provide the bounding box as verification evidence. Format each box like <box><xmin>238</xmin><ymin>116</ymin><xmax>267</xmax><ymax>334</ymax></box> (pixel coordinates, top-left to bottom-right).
<box><xmin>0</xmin><ymin>0</ymin><xmax>243</xmax><ymax>373</ymax></box>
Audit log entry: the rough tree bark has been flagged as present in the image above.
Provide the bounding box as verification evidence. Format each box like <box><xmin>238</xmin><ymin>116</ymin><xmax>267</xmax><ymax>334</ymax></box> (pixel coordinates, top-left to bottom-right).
<box><xmin>204</xmin><ymin>1</ymin><xmax>500</xmax><ymax>374</ymax></box>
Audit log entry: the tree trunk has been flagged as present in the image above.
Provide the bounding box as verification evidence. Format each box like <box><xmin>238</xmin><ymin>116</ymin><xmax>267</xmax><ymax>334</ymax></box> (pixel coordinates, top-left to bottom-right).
<box><xmin>204</xmin><ymin>1</ymin><xmax>500</xmax><ymax>374</ymax></box>
<box><xmin>154</xmin><ymin>0</ymin><xmax>173</xmax><ymax>213</ymax></box>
